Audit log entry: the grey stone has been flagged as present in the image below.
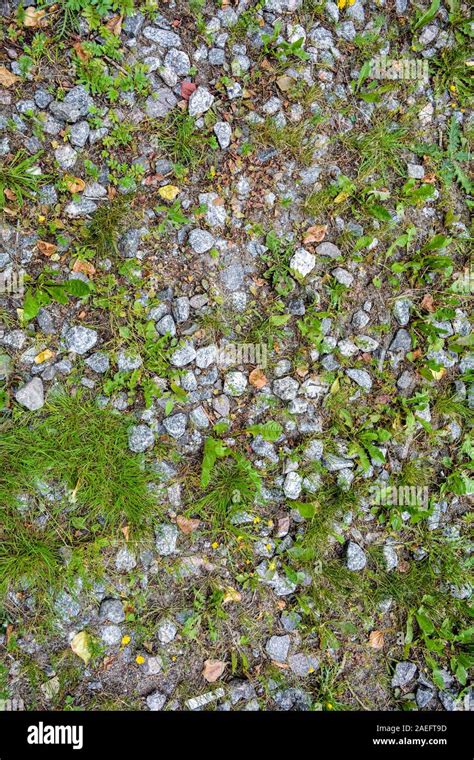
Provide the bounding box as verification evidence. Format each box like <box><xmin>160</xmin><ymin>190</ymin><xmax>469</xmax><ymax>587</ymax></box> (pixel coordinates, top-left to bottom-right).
<box><xmin>163</xmin><ymin>413</ymin><xmax>187</xmax><ymax>439</ymax></box>
<box><xmin>316</xmin><ymin>242</ymin><xmax>341</xmax><ymax>258</ymax></box>
<box><xmin>190</xmin><ymin>406</ymin><xmax>210</xmax><ymax>429</ymax></box>
<box><xmin>346</xmin><ymin>541</ymin><xmax>367</xmax><ymax>571</ymax></box>
<box><xmin>214</xmin><ymin>121</ymin><xmax>232</xmax><ymax>149</ymax></box>
<box><xmin>99</xmin><ymin>598</ymin><xmax>125</xmax><ymax>624</ymax></box>
<box><xmin>288</xmin><ymin>653</ymin><xmax>319</xmax><ymax>677</ymax></box>
<box><xmin>171</xmin><ymin>342</ymin><xmax>196</xmax><ymax>367</ymax></box>
<box><xmin>164</xmin><ymin>48</ymin><xmax>191</xmax><ymax>75</ymax></box>
<box><xmin>115</xmin><ymin>546</ymin><xmax>137</xmax><ymax>572</ymax></box>
<box><xmin>65</xmin><ymin>326</ymin><xmax>98</xmax><ymax>354</ymax></box>
<box><xmin>224</xmin><ymin>371</ymin><xmax>247</xmax><ymax>396</ymax></box>
<box><xmin>391</xmin><ymin>661</ymin><xmax>417</xmax><ymax>687</ymax></box>
<box><xmin>265</xmin><ymin>635</ymin><xmax>290</xmax><ymax>662</ymax></box>
<box><xmin>142</xmin><ymin>27</ymin><xmax>181</xmax><ymax>46</ymax></box>
<box><xmin>189</xmin><ymin>229</ymin><xmax>215</xmax><ymax>253</ymax></box>
<box><xmin>389</xmin><ymin>329</ymin><xmax>412</xmax><ymax>353</ymax></box>
<box><xmin>156</xmin><ymin>314</ymin><xmax>176</xmax><ymax>336</ymax></box>
<box><xmin>85</xmin><ymin>352</ymin><xmax>109</xmax><ymax>373</ymax></box>
<box><xmin>117</xmin><ymin>351</ymin><xmax>142</xmax><ymax>371</ymax></box>
<box><xmin>332</xmin><ymin>268</ymin><xmax>353</xmax><ymax>286</ymax></box>
<box><xmin>172</xmin><ymin>296</ymin><xmax>190</xmax><ymax>323</ymax></box>
<box><xmin>49</xmin><ymin>86</ymin><xmax>93</xmax><ymax>123</ymax></box>
<box><xmin>128</xmin><ymin>424</ymin><xmax>155</xmax><ymax>453</ymax></box>
<box><xmin>55</xmin><ymin>145</ymin><xmax>77</xmax><ymax>170</ymax></box>
<box><xmin>345</xmin><ymin>368</ymin><xmax>372</xmax><ymax>391</ymax></box>
<box><xmin>393</xmin><ymin>299</ymin><xmax>411</xmax><ymax>326</ymax></box>
<box><xmin>146</xmin><ymin>690</ymin><xmax>167</xmax><ymax>710</ymax></box>
<box><xmin>100</xmin><ymin>625</ymin><xmax>122</xmax><ymax>646</ymax></box>
<box><xmin>290</xmin><ymin>248</ymin><xmax>316</xmax><ymax>278</ymax></box>
<box><xmin>145</xmin><ymin>88</ymin><xmax>177</xmax><ymax>118</ymax></box>
<box><xmin>283</xmin><ymin>471</ymin><xmax>302</xmax><ymax>500</ymax></box>
<box><xmin>157</xmin><ymin>618</ymin><xmax>177</xmax><ymax>644</ymax></box>
<box><xmin>69</xmin><ymin>121</ymin><xmax>90</xmax><ymax>147</ymax></box>
<box><xmin>15</xmin><ymin>377</ymin><xmax>44</xmax><ymax>410</ymax></box>
<box><xmin>188</xmin><ymin>87</ymin><xmax>214</xmax><ymax>117</ymax></box>
<box><xmin>273</xmin><ymin>377</ymin><xmax>299</xmax><ymax>401</ymax></box>
<box><xmin>196</xmin><ymin>345</ymin><xmax>217</xmax><ymax>368</ymax></box>
<box><xmin>155</xmin><ymin>523</ymin><xmax>178</xmax><ymax>555</ymax></box>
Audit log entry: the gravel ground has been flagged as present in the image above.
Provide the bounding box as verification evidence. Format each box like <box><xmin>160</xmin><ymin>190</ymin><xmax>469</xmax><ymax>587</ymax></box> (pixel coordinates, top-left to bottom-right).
<box><xmin>0</xmin><ymin>0</ymin><xmax>472</xmax><ymax>713</ymax></box>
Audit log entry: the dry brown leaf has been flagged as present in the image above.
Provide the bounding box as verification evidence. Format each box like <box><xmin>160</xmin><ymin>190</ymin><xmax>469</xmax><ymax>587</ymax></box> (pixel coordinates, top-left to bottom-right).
<box><xmin>72</xmin><ymin>42</ymin><xmax>90</xmax><ymax>62</ymax></box>
<box><xmin>249</xmin><ymin>368</ymin><xmax>267</xmax><ymax>388</ymax></box>
<box><xmin>37</xmin><ymin>241</ymin><xmax>57</xmax><ymax>257</ymax></box>
<box><xmin>0</xmin><ymin>66</ymin><xmax>20</xmax><ymax>88</ymax></box>
<box><xmin>420</xmin><ymin>293</ymin><xmax>435</xmax><ymax>312</ymax></box>
<box><xmin>276</xmin><ymin>75</ymin><xmax>293</xmax><ymax>92</ymax></box>
<box><xmin>65</xmin><ymin>176</ymin><xmax>86</xmax><ymax>193</ymax></box>
<box><xmin>176</xmin><ymin>515</ymin><xmax>200</xmax><ymax>534</ymax></box>
<box><xmin>72</xmin><ymin>259</ymin><xmax>96</xmax><ymax>276</ymax></box>
<box><xmin>202</xmin><ymin>659</ymin><xmax>226</xmax><ymax>683</ymax></box>
<box><xmin>303</xmin><ymin>224</ymin><xmax>327</xmax><ymax>245</ymax></box>
<box><xmin>368</xmin><ymin>630</ymin><xmax>384</xmax><ymax>650</ymax></box>
<box><xmin>4</xmin><ymin>188</ymin><xmax>17</xmax><ymax>201</ymax></box>
<box><xmin>24</xmin><ymin>6</ymin><xmax>47</xmax><ymax>27</ymax></box>
<box><xmin>106</xmin><ymin>14</ymin><xmax>123</xmax><ymax>35</ymax></box>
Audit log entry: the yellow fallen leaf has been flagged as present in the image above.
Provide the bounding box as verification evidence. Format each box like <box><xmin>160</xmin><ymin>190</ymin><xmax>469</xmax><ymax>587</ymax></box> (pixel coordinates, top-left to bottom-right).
<box><xmin>223</xmin><ymin>587</ymin><xmax>242</xmax><ymax>605</ymax></box>
<box><xmin>334</xmin><ymin>191</ymin><xmax>349</xmax><ymax>203</ymax></box>
<box><xmin>65</xmin><ymin>177</ymin><xmax>86</xmax><ymax>193</ymax></box>
<box><xmin>0</xmin><ymin>66</ymin><xmax>20</xmax><ymax>88</ymax></box>
<box><xmin>34</xmin><ymin>349</ymin><xmax>54</xmax><ymax>364</ymax></box>
<box><xmin>24</xmin><ymin>6</ymin><xmax>47</xmax><ymax>27</ymax></box>
<box><xmin>158</xmin><ymin>185</ymin><xmax>180</xmax><ymax>202</ymax></box>
<box><xmin>430</xmin><ymin>367</ymin><xmax>446</xmax><ymax>380</ymax></box>
<box><xmin>202</xmin><ymin>659</ymin><xmax>226</xmax><ymax>682</ymax></box>
<box><xmin>71</xmin><ymin>631</ymin><xmax>91</xmax><ymax>665</ymax></box>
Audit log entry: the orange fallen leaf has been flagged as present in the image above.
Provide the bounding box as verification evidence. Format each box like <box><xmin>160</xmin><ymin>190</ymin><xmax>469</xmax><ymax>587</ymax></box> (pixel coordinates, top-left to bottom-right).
<box><xmin>202</xmin><ymin>659</ymin><xmax>226</xmax><ymax>683</ymax></box>
<box><xmin>37</xmin><ymin>241</ymin><xmax>57</xmax><ymax>257</ymax></box>
<box><xmin>303</xmin><ymin>224</ymin><xmax>327</xmax><ymax>245</ymax></box>
<box><xmin>368</xmin><ymin>630</ymin><xmax>384</xmax><ymax>650</ymax></box>
<box><xmin>222</xmin><ymin>587</ymin><xmax>241</xmax><ymax>604</ymax></box>
<box><xmin>121</xmin><ymin>525</ymin><xmax>130</xmax><ymax>541</ymax></box>
<box><xmin>72</xmin><ymin>259</ymin><xmax>96</xmax><ymax>276</ymax></box>
<box><xmin>249</xmin><ymin>368</ymin><xmax>267</xmax><ymax>388</ymax></box>
<box><xmin>65</xmin><ymin>176</ymin><xmax>85</xmax><ymax>193</ymax></box>
<box><xmin>4</xmin><ymin>188</ymin><xmax>17</xmax><ymax>201</ymax></box>
<box><xmin>0</xmin><ymin>66</ymin><xmax>20</xmax><ymax>88</ymax></box>
<box><xmin>176</xmin><ymin>515</ymin><xmax>200</xmax><ymax>534</ymax></box>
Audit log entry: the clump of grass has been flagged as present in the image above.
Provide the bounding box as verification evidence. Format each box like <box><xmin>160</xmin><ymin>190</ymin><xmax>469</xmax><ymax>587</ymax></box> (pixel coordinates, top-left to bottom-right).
<box><xmin>0</xmin><ymin>521</ymin><xmax>63</xmax><ymax>597</ymax></box>
<box><xmin>82</xmin><ymin>194</ymin><xmax>135</xmax><ymax>257</ymax></box>
<box><xmin>0</xmin><ymin>151</ymin><xmax>47</xmax><ymax>210</ymax></box>
<box><xmin>349</xmin><ymin>121</ymin><xmax>409</xmax><ymax>179</ymax></box>
<box><xmin>0</xmin><ymin>391</ymin><xmax>157</xmax><ymax>528</ymax></box>
<box><xmin>151</xmin><ymin>110</ymin><xmax>209</xmax><ymax>170</ymax></box>
<box><xmin>252</xmin><ymin>118</ymin><xmax>315</xmax><ymax>165</ymax></box>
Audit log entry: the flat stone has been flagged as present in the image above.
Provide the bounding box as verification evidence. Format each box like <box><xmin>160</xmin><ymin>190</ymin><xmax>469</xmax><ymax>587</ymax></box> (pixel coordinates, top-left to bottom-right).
<box><xmin>288</xmin><ymin>653</ymin><xmax>319</xmax><ymax>677</ymax></box>
<box><xmin>223</xmin><ymin>371</ymin><xmax>247</xmax><ymax>396</ymax></box>
<box><xmin>273</xmin><ymin>377</ymin><xmax>299</xmax><ymax>401</ymax></box>
<box><xmin>265</xmin><ymin>635</ymin><xmax>290</xmax><ymax>662</ymax></box>
<box><xmin>163</xmin><ymin>413</ymin><xmax>187</xmax><ymax>439</ymax></box>
<box><xmin>85</xmin><ymin>352</ymin><xmax>109</xmax><ymax>373</ymax></box>
<box><xmin>171</xmin><ymin>342</ymin><xmax>196</xmax><ymax>367</ymax></box>
<box><xmin>115</xmin><ymin>546</ymin><xmax>137</xmax><ymax>572</ymax></box>
<box><xmin>100</xmin><ymin>624</ymin><xmax>122</xmax><ymax>646</ymax></box>
<box><xmin>146</xmin><ymin>690</ymin><xmax>167</xmax><ymax>711</ymax></box>
<box><xmin>15</xmin><ymin>377</ymin><xmax>44</xmax><ymax>410</ymax></box>
<box><xmin>49</xmin><ymin>86</ymin><xmax>93</xmax><ymax>123</ymax></box>
<box><xmin>157</xmin><ymin>618</ymin><xmax>177</xmax><ymax>644</ymax></box>
<box><xmin>142</xmin><ymin>27</ymin><xmax>181</xmax><ymax>46</ymax></box>
<box><xmin>345</xmin><ymin>368</ymin><xmax>372</xmax><ymax>391</ymax></box>
<box><xmin>290</xmin><ymin>248</ymin><xmax>316</xmax><ymax>279</ymax></box>
<box><xmin>214</xmin><ymin>121</ymin><xmax>232</xmax><ymax>148</ymax></box>
<box><xmin>283</xmin><ymin>471</ymin><xmax>302</xmax><ymax>500</ymax></box>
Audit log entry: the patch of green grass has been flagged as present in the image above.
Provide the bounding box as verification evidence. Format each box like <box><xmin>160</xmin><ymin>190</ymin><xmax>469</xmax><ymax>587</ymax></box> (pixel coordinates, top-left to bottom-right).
<box><xmin>252</xmin><ymin>118</ymin><xmax>315</xmax><ymax>165</ymax></box>
<box><xmin>0</xmin><ymin>151</ymin><xmax>47</xmax><ymax>210</ymax></box>
<box><xmin>349</xmin><ymin>121</ymin><xmax>409</xmax><ymax>179</ymax></box>
<box><xmin>0</xmin><ymin>391</ymin><xmax>158</xmax><ymax>529</ymax></box>
<box><xmin>151</xmin><ymin>110</ymin><xmax>211</xmax><ymax>172</ymax></box>
<box><xmin>80</xmin><ymin>194</ymin><xmax>136</xmax><ymax>258</ymax></box>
